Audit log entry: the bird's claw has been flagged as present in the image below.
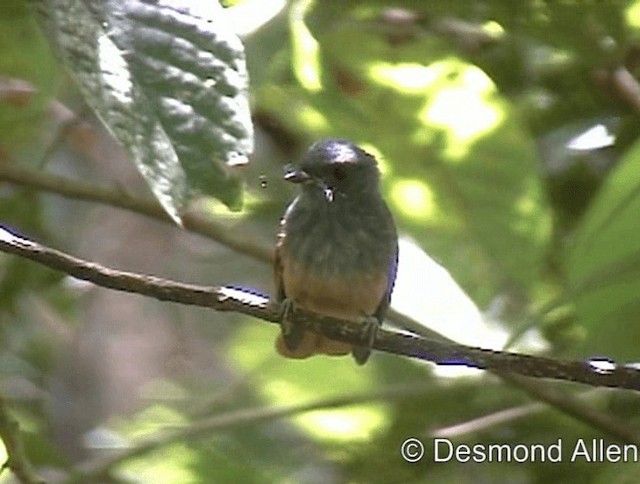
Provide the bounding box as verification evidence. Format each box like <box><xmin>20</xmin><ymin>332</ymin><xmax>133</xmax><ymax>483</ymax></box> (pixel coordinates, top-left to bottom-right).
<box><xmin>279</xmin><ymin>299</ymin><xmax>305</xmax><ymax>351</ymax></box>
<box><xmin>351</xmin><ymin>315</ymin><xmax>379</xmax><ymax>365</ymax></box>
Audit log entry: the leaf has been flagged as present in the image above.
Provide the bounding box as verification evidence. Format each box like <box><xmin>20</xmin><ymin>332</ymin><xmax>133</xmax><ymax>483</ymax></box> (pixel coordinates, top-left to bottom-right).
<box><xmin>0</xmin><ymin>3</ymin><xmax>58</xmax><ymax>151</ymax></box>
<box><xmin>36</xmin><ymin>0</ymin><xmax>253</xmax><ymax>221</ymax></box>
<box><xmin>567</xmin><ymin>138</ymin><xmax>640</xmax><ymax>360</ymax></box>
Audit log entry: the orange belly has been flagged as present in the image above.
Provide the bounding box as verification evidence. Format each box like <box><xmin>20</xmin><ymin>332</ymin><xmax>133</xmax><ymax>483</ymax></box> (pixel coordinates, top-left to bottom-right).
<box><xmin>282</xmin><ymin>261</ymin><xmax>388</xmax><ymax>320</ymax></box>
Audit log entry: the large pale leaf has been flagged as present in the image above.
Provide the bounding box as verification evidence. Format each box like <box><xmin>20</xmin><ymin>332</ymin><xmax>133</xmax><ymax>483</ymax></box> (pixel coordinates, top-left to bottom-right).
<box><xmin>36</xmin><ymin>0</ymin><xmax>253</xmax><ymax>221</ymax></box>
<box><xmin>567</xmin><ymin>138</ymin><xmax>640</xmax><ymax>360</ymax></box>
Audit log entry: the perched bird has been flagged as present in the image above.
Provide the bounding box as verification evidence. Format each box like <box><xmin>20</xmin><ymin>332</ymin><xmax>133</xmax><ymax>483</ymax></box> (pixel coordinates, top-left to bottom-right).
<box><xmin>274</xmin><ymin>139</ymin><xmax>398</xmax><ymax>364</ymax></box>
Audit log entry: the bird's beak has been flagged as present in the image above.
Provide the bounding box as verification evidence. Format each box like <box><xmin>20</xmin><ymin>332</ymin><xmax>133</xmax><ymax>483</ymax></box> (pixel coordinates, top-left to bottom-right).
<box><xmin>283</xmin><ymin>164</ymin><xmax>311</xmax><ymax>183</ymax></box>
<box><xmin>283</xmin><ymin>164</ymin><xmax>334</xmax><ymax>202</ymax></box>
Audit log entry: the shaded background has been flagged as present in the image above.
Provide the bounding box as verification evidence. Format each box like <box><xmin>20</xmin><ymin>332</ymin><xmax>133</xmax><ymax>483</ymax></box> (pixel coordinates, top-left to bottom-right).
<box><xmin>2</xmin><ymin>0</ymin><xmax>640</xmax><ymax>482</ymax></box>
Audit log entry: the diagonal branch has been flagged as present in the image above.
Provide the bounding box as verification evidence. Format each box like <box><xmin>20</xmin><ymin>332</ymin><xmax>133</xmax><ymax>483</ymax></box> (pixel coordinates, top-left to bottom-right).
<box><xmin>1</xmin><ymin>227</ymin><xmax>640</xmax><ymax>395</ymax></box>
<box><xmin>66</xmin><ymin>381</ymin><xmax>435</xmax><ymax>483</ymax></box>
<box><xmin>2</xmin><ymin>163</ymin><xmax>640</xmax><ymax>447</ymax></box>
<box><xmin>0</xmin><ymin>162</ymin><xmax>271</xmax><ymax>263</ymax></box>
<box><xmin>66</xmin><ymin>385</ymin><xmax>640</xmax><ymax>483</ymax></box>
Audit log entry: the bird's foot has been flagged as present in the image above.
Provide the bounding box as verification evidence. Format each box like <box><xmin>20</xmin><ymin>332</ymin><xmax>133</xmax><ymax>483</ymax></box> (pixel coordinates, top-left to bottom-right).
<box><xmin>279</xmin><ymin>298</ymin><xmax>305</xmax><ymax>351</ymax></box>
<box><xmin>351</xmin><ymin>315</ymin><xmax>379</xmax><ymax>365</ymax></box>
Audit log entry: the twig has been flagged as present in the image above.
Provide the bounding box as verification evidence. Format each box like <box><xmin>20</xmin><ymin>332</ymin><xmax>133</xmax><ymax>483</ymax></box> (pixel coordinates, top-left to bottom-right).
<box><xmin>431</xmin><ymin>400</ymin><xmax>549</xmax><ymax>438</ymax></box>
<box><xmin>429</xmin><ymin>388</ymin><xmax>620</xmax><ymax>439</ymax></box>
<box><xmin>67</xmin><ymin>386</ymin><xmax>640</xmax><ymax>484</ymax></box>
<box><xmin>66</xmin><ymin>381</ymin><xmax>435</xmax><ymax>483</ymax></box>
<box><xmin>501</xmin><ymin>374</ymin><xmax>639</xmax><ymax>443</ymax></box>
<box><xmin>0</xmin><ymin>163</ymin><xmax>272</xmax><ymax>264</ymax></box>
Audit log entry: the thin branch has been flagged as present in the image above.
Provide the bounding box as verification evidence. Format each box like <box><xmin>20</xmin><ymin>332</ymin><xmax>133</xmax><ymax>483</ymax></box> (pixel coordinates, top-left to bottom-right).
<box><xmin>2</xmin><ymin>166</ymin><xmax>640</xmax><ymax>447</ymax></box>
<box><xmin>66</xmin><ymin>381</ymin><xmax>435</xmax><ymax>483</ymax></box>
<box><xmin>0</xmin><ymin>393</ymin><xmax>45</xmax><ymax>484</ymax></box>
<box><xmin>430</xmin><ymin>388</ymin><xmax>620</xmax><ymax>440</ymax></box>
<box><xmin>431</xmin><ymin>400</ymin><xmax>548</xmax><ymax>438</ymax></box>
<box><xmin>69</xmin><ymin>386</ymin><xmax>640</xmax><ymax>483</ymax></box>
<box><xmin>0</xmin><ymin>162</ymin><xmax>272</xmax><ymax>264</ymax></box>
<box><xmin>501</xmin><ymin>374</ymin><xmax>639</xmax><ymax>443</ymax></box>
<box><xmin>2</xmin><ymin>228</ymin><xmax>640</xmax><ymax>395</ymax></box>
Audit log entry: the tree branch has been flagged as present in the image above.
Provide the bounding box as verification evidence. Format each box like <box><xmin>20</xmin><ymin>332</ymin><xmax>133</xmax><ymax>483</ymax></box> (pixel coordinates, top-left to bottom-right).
<box><xmin>0</xmin><ymin>162</ymin><xmax>272</xmax><ymax>264</ymax></box>
<box><xmin>1</xmin><ymin>227</ymin><xmax>640</xmax><ymax>394</ymax></box>
<box><xmin>431</xmin><ymin>388</ymin><xmax>606</xmax><ymax>439</ymax></box>
<box><xmin>66</xmin><ymin>381</ymin><xmax>437</xmax><ymax>483</ymax></box>
<box><xmin>3</xmin><ymin>165</ymin><xmax>640</xmax><ymax>447</ymax></box>
<box><xmin>67</xmin><ymin>384</ymin><xmax>640</xmax><ymax>483</ymax></box>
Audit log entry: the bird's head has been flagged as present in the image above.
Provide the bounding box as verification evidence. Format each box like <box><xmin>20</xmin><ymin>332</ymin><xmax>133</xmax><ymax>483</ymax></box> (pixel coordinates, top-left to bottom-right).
<box><xmin>284</xmin><ymin>139</ymin><xmax>381</xmax><ymax>202</ymax></box>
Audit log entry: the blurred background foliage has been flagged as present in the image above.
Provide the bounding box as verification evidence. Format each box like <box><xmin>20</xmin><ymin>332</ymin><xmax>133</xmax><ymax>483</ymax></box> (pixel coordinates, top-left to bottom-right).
<box><xmin>2</xmin><ymin>0</ymin><xmax>640</xmax><ymax>482</ymax></box>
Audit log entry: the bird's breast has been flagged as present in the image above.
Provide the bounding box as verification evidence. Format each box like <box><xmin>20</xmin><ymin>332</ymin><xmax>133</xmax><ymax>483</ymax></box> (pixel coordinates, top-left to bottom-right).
<box><xmin>277</xmin><ymin>192</ymin><xmax>396</xmax><ymax>319</ymax></box>
<box><xmin>281</xmin><ymin>261</ymin><xmax>388</xmax><ymax>320</ymax></box>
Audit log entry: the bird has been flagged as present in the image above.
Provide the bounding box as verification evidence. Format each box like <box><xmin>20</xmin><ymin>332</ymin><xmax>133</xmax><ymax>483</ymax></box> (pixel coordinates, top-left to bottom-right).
<box><xmin>274</xmin><ymin>138</ymin><xmax>398</xmax><ymax>364</ymax></box>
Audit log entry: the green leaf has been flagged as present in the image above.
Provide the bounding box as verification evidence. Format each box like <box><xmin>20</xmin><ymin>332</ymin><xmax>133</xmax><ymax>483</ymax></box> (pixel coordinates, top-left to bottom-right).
<box><xmin>567</xmin><ymin>138</ymin><xmax>640</xmax><ymax>360</ymax></box>
<box><xmin>0</xmin><ymin>1</ymin><xmax>58</xmax><ymax>151</ymax></box>
<box><xmin>36</xmin><ymin>0</ymin><xmax>253</xmax><ymax>222</ymax></box>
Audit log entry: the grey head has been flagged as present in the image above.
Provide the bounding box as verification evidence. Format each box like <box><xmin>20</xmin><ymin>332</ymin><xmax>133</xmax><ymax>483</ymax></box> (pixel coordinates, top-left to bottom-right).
<box><xmin>284</xmin><ymin>139</ymin><xmax>381</xmax><ymax>202</ymax></box>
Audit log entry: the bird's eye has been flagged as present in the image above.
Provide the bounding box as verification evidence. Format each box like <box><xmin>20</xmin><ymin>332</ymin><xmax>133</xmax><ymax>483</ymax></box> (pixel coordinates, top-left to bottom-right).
<box><xmin>332</xmin><ymin>165</ymin><xmax>347</xmax><ymax>181</ymax></box>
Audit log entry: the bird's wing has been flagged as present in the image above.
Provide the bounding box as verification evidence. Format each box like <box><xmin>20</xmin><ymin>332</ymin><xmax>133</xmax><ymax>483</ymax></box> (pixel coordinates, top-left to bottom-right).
<box><xmin>375</xmin><ymin>204</ymin><xmax>399</xmax><ymax>322</ymax></box>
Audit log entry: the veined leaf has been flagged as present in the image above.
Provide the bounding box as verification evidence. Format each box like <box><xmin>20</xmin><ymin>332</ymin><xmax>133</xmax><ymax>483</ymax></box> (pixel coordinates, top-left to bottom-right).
<box><xmin>568</xmin><ymin>138</ymin><xmax>640</xmax><ymax>360</ymax></box>
<box><xmin>36</xmin><ymin>0</ymin><xmax>253</xmax><ymax>222</ymax></box>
